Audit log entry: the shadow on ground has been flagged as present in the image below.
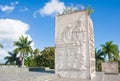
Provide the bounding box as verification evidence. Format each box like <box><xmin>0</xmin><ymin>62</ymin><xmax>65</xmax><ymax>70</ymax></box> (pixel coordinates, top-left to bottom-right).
<box><xmin>29</xmin><ymin>67</ymin><xmax>55</xmax><ymax>73</ymax></box>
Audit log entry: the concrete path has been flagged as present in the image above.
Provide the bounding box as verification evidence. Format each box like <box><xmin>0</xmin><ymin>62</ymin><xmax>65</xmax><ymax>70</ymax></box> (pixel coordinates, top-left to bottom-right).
<box><xmin>0</xmin><ymin>72</ymin><xmax>57</xmax><ymax>81</ymax></box>
<box><xmin>104</xmin><ymin>74</ymin><xmax>120</xmax><ymax>81</ymax></box>
<box><xmin>0</xmin><ymin>72</ymin><xmax>120</xmax><ymax>81</ymax></box>
<box><xmin>50</xmin><ymin>72</ymin><xmax>104</xmax><ymax>81</ymax></box>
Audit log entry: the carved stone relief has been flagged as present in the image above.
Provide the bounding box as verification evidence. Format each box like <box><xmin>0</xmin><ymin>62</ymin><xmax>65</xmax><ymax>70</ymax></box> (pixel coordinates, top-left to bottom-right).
<box><xmin>55</xmin><ymin>11</ymin><xmax>95</xmax><ymax>79</ymax></box>
<box><xmin>62</xmin><ymin>19</ymin><xmax>86</xmax><ymax>45</ymax></box>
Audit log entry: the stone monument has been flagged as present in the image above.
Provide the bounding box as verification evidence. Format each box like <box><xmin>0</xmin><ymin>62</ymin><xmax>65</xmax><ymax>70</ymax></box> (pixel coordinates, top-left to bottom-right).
<box><xmin>55</xmin><ymin>10</ymin><xmax>95</xmax><ymax>79</ymax></box>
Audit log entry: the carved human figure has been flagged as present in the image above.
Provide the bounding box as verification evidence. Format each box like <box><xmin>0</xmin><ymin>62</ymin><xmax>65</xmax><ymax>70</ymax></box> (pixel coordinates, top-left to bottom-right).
<box><xmin>71</xmin><ymin>20</ymin><xmax>82</xmax><ymax>44</ymax></box>
<box><xmin>62</xmin><ymin>25</ymin><xmax>71</xmax><ymax>43</ymax></box>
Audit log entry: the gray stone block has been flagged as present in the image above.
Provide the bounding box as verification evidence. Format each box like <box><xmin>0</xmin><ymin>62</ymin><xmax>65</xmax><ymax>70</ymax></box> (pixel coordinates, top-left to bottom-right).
<box><xmin>55</xmin><ymin>11</ymin><xmax>95</xmax><ymax>79</ymax></box>
<box><xmin>102</xmin><ymin>62</ymin><xmax>119</xmax><ymax>74</ymax></box>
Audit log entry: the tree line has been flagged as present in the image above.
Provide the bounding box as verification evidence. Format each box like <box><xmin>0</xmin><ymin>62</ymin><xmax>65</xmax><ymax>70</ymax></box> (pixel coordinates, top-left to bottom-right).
<box><xmin>3</xmin><ymin>36</ymin><xmax>54</xmax><ymax>69</ymax></box>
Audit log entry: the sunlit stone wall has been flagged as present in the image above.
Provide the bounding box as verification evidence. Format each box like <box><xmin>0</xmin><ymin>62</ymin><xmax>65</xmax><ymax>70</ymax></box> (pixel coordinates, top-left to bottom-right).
<box><xmin>55</xmin><ymin>11</ymin><xmax>95</xmax><ymax>79</ymax></box>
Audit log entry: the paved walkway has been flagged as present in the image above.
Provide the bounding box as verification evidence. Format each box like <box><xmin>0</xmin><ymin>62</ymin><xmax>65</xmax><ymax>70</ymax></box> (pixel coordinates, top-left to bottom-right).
<box><xmin>50</xmin><ymin>72</ymin><xmax>104</xmax><ymax>81</ymax></box>
<box><xmin>0</xmin><ymin>72</ymin><xmax>120</xmax><ymax>81</ymax></box>
<box><xmin>104</xmin><ymin>74</ymin><xmax>120</xmax><ymax>81</ymax></box>
<box><xmin>0</xmin><ymin>72</ymin><xmax>57</xmax><ymax>81</ymax></box>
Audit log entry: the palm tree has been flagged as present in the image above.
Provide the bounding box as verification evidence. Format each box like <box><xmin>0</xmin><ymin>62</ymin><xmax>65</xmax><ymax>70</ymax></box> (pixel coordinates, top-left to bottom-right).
<box><xmin>14</xmin><ymin>36</ymin><xmax>33</xmax><ymax>67</ymax></box>
<box><xmin>95</xmin><ymin>49</ymin><xmax>104</xmax><ymax>71</ymax></box>
<box><xmin>4</xmin><ymin>51</ymin><xmax>17</xmax><ymax>65</ymax></box>
<box><xmin>101</xmin><ymin>41</ymin><xmax>119</xmax><ymax>62</ymax></box>
<box><xmin>0</xmin><ymin>44</ymin><xmax>3</xmax><ymax>48</ymax></box>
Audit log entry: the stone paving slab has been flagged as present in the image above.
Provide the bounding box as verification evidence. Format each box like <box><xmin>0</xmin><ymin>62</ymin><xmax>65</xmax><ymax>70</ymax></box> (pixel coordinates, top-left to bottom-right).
<box><xmin>0</xmin><ymin>72</ymin><xmax>57</xmax><ymax>81</ymax></box>
<box><xmin>50</xmin><ymin>72</ymin><xmax>104</xmax><ymax>81</ymax></box>
<box><xmin>0</xmin><ymin>72</ymin><xmax>120</xmax><ymax>81</ymax></box>
<box><xmin>104</xmin><ymin>74</ymin><xmax>120</xmax><ymax>81</ymax></box>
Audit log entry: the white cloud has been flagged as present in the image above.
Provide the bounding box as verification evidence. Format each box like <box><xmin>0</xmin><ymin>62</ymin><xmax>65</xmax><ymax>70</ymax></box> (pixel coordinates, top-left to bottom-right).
<box><xmin>20</xmin><ymin>7</ymin><xmax>29</xmax><ymax>12</ymax></box>
<box><xmin>11</xmin><ymin>1</ymin><xmax>19</xmax><ymax>5</ymax></box>
<box><xmin>0</xmin><ymin>1</ymin><xmax>18</xmax><ymax>13</ymax></box>
<box><xmin>0</xmin><ymin>19</ymin><xmax>34</xmax><ymax>63</ymax></box>
<box><xmin>33</xmin><ymin>0</ymin><xmax>85</xmax><ymax>17</ymax></box>
<box><xmin>0</xmin><ymin>48</ymin><xmax>8</xmax><ymax>63</ymax></box>
<box><xmin>0</xmin><ymin>5</ymin><xmax>15</xmax><ymax>13</ymax></box>
<box><xmin>0</xmin><ymin>19</ymin><xmax>29</xmax><ymax>40</ymax></box>
<box><xmin>33</xmin><ymin>0</ymin><xmax>65</xmax><ymax>17</ymax></box>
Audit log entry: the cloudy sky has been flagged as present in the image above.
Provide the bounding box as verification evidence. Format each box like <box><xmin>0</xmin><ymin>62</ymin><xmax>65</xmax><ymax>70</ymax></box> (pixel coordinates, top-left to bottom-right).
<box><xmin>0</xmin><ymin>0</ymin><xmax>120</xmax><ymax>63</ymax></box>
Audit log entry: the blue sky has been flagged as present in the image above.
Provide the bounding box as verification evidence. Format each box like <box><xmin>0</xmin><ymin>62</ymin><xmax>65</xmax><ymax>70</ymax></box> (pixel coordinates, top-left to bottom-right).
<box><xmin>0</xmin><ymin>0</ymin><xmax>120</xmax><ymax>63</ymax></box>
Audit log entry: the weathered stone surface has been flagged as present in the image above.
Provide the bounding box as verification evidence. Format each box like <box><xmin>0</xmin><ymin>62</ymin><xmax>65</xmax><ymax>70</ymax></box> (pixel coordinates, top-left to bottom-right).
<box><xmin>0</xmin><ymin>72</ymin><xmax>58</xmax><ymax>81</ymax></box>
<box><xmin>102</xmin><ymin>62</ymin><xmax>119</xmax><ymax>74</ymax></box>
<box><xmin>1</xmin><ymin>72</ymin><xmax>120</xmax><ymax>81</ymax></box>
<box><xmin>55</xmin><ymin>11</ymin><xmax>95</xmax><ymax>79</ymax></box>
<box><xmin>0</xmin><ymin>66</ymin><xmax>29</xmax><ymax>73</ymax></box>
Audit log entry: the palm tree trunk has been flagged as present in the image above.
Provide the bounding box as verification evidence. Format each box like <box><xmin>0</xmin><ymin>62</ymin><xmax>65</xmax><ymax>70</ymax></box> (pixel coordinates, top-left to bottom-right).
<box><xmin>21</xmin><ymin>54</ymin><xmax>24</xmax><ymax>67</ymax></box>
<box><xmin>108</xmin><ymin>54</ymin><xmax>110</xmax><ymax>62</ymax></box>
<box><xmin>19</xmin><ymin>53</ymin><xmax>25</xmax><ymax>67</ymax></box>
<box><xmin>19</xmin><ymin>54</ymin><xmax>22</xmax><ymax>67</ymax></box>
<box><xmin>104</xmin><ymin>54</ymin><xmax>106</xmax><ymax>62</ymax></box>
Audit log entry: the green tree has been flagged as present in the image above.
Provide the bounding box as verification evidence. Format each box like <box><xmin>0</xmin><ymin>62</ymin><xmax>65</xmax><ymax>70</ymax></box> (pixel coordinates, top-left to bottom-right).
<box><xmin>101</xmin><ymin>41</ymin><xmax>119</xmax><ymax>62</ymax></box>
<box><xmin>33</xmin><ymin>55</ymin><xmax>44</xmax><ymax>67</ymax></box>
<box><xmin>95</xmin><ymin>49</ymin><xmax>104</xmax><ymax>71</ymax></box>
<box><xmin>33</xmin><ymin>48</ymin><xmax>40</xmax><ymax>57</ymax></box>
<box><xmin>14</xmin><ymin>36</ymin><xmax>33</xmax><ymax>67</ymax></box>
<box><xmin>4</xmin><ymin>51</ymin><xmax>17</xmax><ymax>65</ymax></box>
<box><xmin>25</xmin><ymin>56</ymin><xmax>34</xmax><ymax>67</ymax></box>
<box><xmin>41</xmin><ymin>47</ymin><xmax>55</xmax><ymax>69</ymax></box>
<box><xmin>33</xmin><ymin>47</ymin><xmax>55</xmax><ymax>68</ymax></box>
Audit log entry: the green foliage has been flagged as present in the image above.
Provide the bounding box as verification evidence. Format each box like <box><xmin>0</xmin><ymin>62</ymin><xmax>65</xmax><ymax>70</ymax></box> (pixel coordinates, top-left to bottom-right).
<box><xmin>24</xmin><ymin>56</ymin><xmax>35</xmax><ymax>67</ymax></box>
<box><xmin>14</xmin><ymin>35</ymin><xmax>33</xmax><ymax>67</ymax></box>
<box><xmin>41</xmin><ymin>47</ymin><xmax>55</xmax><ymax>69</ymax></box>
<box><xmin>33</xmin><ymin>47</ymin><xmax>55</xmax><ymax>69</ymax></box>
<box><xmin>101</xmin><ymin>41</ymin><xmax>119</xmax><ymax>62</ymax></box>
<box><xmin>58</xmin><ymin>5</ymin><xmax>94</xmax><ymax>16</ymax></box>
<box><xmin>95</xmin><ymin>41</ymin><xmax>120</xmax><ymax>72</ymax></box>
<box><xmin>118</xmin><ymin>60</ymin><xmax>120</xmax><ymax>73</ymax></box>
<box><xmin>23</xmin><ymin>47</ymin><xmax>55</xmax><ymax>69</ymax></box>
<box><xmin>58</xmin><ymin>6</ymin><xmax>78</xmax><ymax>15</ymax></box>
<box><xmin>95</xmin><ymin>49</ymin><xmax>104</xmax><ymax>71</ymax></box>
<box><xmin>33</xmin><ymin>48</ymin><xmax>40</xmax><ymax>57</ymax></box>
<box><xmin>85</xmin><ymin>5</ymin><xmax>94</xmax><ymax>15</ymax></box>
<box><xmin>4</xmin><ymin>51</ymin><xmax>17</xmax><ymax>65</ymax></box>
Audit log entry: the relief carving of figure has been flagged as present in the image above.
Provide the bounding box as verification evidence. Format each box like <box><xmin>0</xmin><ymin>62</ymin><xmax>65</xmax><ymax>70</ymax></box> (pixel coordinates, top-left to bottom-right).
<box><xmin>71</xmin><ymin>26</ymin><xmax>81</xmax><ymax>43</ymax></box>
<box><xmin>62</xmin><ymin>20</ymin><xmax>85</xmax><ymax>45</ymax></box>
<box><xmin>71</xmin><ymin>20</ymin><xmax>83</xmax><ymax>45</ymax></box>
<box><xmin>62</xmin><ymin>25</ymin><xmax>71</xmax><ymax>43</ymax></box>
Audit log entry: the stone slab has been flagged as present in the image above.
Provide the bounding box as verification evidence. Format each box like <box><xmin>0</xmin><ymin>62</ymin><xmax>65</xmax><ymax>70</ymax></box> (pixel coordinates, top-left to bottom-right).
<box><xmin>102</xmin><ymin>62</ymin><xmax>119</xmax><ymax>74</ymax></box>
<box><xmin>55</xmin><ymin>10</ymin><xmax>95</xmax><ymax>79</ymax></box>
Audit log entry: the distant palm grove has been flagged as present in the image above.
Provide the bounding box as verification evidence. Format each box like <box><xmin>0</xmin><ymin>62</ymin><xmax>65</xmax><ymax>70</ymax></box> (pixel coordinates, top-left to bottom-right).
<box><xmin>1</xmin><ymin>36</ymin><xmax>120</xmax><ymax>71</ymax></box>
